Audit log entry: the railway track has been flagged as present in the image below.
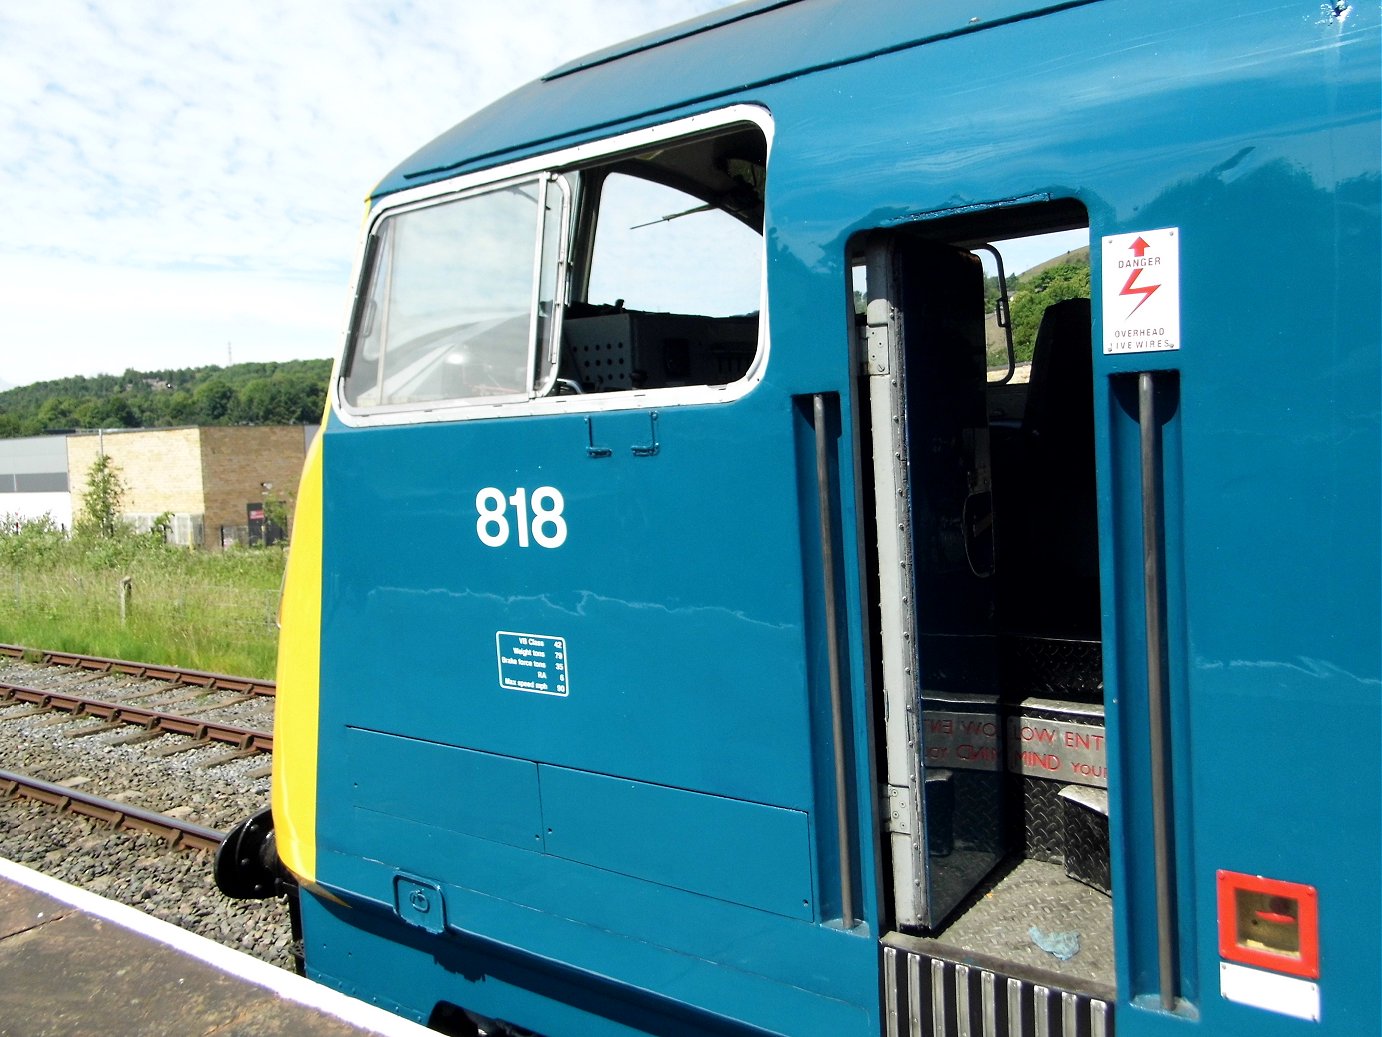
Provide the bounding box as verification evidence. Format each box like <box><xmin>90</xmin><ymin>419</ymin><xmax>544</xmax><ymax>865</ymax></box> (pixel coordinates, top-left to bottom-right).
<box><xmin>0</xmin><ymin>643</ymin><xmax>276</xmax><ymax>696</ymax></box>
<box><xmin>0</xmin><ymin>645</ymin><xmax>275</xmax><ymax>773</ymax></box>
<box><xmin>0</xmin><ymin>646</ymin><xmax>293</xmax><ymax>966</ymax></box>
<box><xmin>0</xmin><ymin>678</ymin><xmax>273</xmax><ymax>754</ymax></box>
<box><xmin>0</xmin><ymin>768</ymin><xmax>226</xmax><ymax>852</ymax></box>
<box><xmin>0</xmin><ymin>641</ymin><xmax>274</xmax><ymax>838</ymax></box>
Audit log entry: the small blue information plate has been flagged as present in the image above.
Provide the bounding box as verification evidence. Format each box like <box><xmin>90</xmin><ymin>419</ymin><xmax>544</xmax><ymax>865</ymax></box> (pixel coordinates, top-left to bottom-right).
<box><xmin>495</xmin><ymin>631</ymin><xmax>569</xmax><ymax>697</ymax></box>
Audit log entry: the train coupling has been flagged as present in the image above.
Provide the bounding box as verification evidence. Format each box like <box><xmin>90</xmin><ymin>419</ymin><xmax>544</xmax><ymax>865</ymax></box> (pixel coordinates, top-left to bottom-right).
<box><xmin>214</xmin><ymin>807</ymin><xmax>306</xmax><ymax>974</ymax></box>
<box><xmin>214</xmin><ymin>807</ymin><xmax>291</xmax><ymax>900</ymax></box>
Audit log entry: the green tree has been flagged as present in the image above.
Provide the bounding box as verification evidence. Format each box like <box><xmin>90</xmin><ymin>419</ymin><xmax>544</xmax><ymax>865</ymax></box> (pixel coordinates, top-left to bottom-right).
<box><xmin>234</xmin><ymin>373</ymin><xmax>326</xmax><ymax>425</ymax></box>
<box><xmin>163</xmin><ymin>390</ymin><xmax>197</xmax><ymax>425</ymax></box>
<box><xmin>73</xmin><ymin>395</ymin><xmax>139</xmax><ymax>430</ymax></box>
<box><xmin>30</xmin><ymin>395</ymin><xmax>78</xmax><ymax>434</ymax></box>
<box><xmin>1009</xmin><ymin>262</ymin><xmax>1091</xmax><ymax>363</ymax></box>
<box><xmin>0</xmin><ymin>359</ymin><xmax>330</xmax><ymax>438</ymax></box>
<box><xmin>236</xmin><ymin>377</ymin><xmax>292</xmax><ymax>424</ymax></box>
<box><xmin>148</xmin><ymin>510</ymin><xmax>175</xmax><ymax>543</ymax></box>
<box><xmin>261</xmin><ymin>495</ymin><xmax>292</xmax><ymax>547</ymax></box>
<box><xmin>193</xmin><ymin>379</ymin><xmax>237</xmax><ymax>423</ymax></box>
<box><xmin>74</xmin><ymin>453</ymin><xmax>128</xmax><ymax>539</ymax></box>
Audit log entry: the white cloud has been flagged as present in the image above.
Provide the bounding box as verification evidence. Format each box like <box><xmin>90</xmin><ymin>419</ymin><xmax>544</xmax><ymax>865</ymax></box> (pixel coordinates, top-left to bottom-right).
<box><xmin>0</xmin><ymin>0</ymin><xmax>728</xmax><ymax>386</ymax></box>
<box><xmin>0</xmin><ymin>254</ymin><xmax>350</xmax><ymax>376</ymax></box>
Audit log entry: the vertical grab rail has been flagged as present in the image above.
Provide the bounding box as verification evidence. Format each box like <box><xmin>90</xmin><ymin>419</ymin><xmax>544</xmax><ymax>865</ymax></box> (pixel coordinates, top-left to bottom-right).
<box><xmin>813</xmin><ymin>393</ymin><xmax>855</xmax><ymax>928</ymax></box>
<box><xmin>1139</xmin><ymin>372</ymin><xmax>1177</xmax><ymax>1009</ymax></box>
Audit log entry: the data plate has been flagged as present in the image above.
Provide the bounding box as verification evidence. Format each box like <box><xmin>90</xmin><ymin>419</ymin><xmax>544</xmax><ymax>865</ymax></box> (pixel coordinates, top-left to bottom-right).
<box><xmin>495</xmin><ymin>631</ymin><xmax>569</xmax><ymax>696</ymax></box>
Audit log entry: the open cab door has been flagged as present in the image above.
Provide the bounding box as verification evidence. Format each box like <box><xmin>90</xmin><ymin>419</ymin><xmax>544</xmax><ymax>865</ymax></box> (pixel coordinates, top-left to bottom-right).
<box><xmin>860</xmin><ymin>207</ymin><xmax>1116</xmax><ymax>1034</ymax></box>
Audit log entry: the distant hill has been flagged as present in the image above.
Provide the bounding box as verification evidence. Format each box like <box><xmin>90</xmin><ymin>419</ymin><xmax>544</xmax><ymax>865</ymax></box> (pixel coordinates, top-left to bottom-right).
<box><xmin>985</xmin><ymin>246</ymin><xmax>1091</xmax><ymax>367</ymax></box>
<box><xmin>1023</xmin><ymin>245</ymin><xmax>1090</xmax><ymax>278</ymax></box>
<box><xmin>0</xmin><ymin>359</ymin><xmax>331</xmax><ymax>438</ymax></box>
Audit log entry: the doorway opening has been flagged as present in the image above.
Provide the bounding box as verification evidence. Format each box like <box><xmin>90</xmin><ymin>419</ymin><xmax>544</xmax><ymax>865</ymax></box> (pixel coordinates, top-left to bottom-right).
<box><xmin>855</xmin><ymin>201</ymin><xmax>1112</xmax><ymax>994</ymax></box>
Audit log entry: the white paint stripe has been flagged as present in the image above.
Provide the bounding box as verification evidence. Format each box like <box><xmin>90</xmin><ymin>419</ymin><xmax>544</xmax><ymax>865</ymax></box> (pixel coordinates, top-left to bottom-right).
<box><xmin>0</xmin><ymin>856</ymin><xmax>436</xmax><ymax>1037</ymax></box>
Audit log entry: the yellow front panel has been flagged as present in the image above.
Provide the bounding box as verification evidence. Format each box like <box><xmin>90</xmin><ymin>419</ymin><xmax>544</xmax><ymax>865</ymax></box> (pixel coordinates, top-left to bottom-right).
<box><xmin>271</xmin><ymin>429</ymin><xmax>325</xmax><ymax>884</ymax></box>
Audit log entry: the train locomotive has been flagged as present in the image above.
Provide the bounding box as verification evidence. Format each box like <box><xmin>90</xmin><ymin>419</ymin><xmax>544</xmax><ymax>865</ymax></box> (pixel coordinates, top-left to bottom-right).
<box><xmin>217</xmin><ymin>2</ymin><xmax>1381</xmax><ymax>1035</ymax></box>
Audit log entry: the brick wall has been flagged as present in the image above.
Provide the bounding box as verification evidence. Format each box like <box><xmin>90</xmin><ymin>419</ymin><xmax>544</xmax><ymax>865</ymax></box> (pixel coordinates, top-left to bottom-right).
<box><xmin>67</xmin><ymin>428</ymin><xmax>206</xmax><ymax>519</ymax></box>
<box><xmin>65</xmin><ymin>426</ymin><xmax>311</xmax><ymax>548</ymax></box>
<box><xmin>199</xmin><ymin>426</ymin><xmax>309</xmax><ymax>539</ymax></box>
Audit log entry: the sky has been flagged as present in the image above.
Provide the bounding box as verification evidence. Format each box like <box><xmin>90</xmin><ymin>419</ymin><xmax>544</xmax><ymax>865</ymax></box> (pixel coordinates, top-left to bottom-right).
<box><xmin>0</xmin><ymin>0</ymin><xmax>730</xmax><ymax>390</ymax></box>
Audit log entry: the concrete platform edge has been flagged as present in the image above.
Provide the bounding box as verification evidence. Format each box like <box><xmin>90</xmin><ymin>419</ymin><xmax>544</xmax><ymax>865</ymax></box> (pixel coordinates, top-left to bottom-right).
<box><xmin>0</xmin><ymin>855</ymin><xmax>435</xmax><ymax>1037</ymax></box>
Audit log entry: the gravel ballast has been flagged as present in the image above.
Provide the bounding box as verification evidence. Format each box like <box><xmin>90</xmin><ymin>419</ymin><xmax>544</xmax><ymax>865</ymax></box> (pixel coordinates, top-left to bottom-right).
<box><xmin>0</xmin><ymin>664</ymin><xmax>295</xmax><ymax>969</ymax></box>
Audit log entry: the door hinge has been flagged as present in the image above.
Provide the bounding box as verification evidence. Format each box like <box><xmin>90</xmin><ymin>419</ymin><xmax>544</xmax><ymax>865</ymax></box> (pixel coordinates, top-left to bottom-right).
<box><xmin>865</xmin><ymin>298</ymin><xmax>892</xmax><ymax>375</ymax></box>
<box><xmin>885</xmin><ymin>784</ymin><xmax>914</xmax><ymax>836</ymax></box>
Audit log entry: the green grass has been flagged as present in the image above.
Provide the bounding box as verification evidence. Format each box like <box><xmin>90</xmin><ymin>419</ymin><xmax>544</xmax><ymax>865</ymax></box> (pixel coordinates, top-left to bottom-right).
<box><xmin>0</xmin><ymin>520</ymin><xmax>284</xmax><ymax>679</ymax></box>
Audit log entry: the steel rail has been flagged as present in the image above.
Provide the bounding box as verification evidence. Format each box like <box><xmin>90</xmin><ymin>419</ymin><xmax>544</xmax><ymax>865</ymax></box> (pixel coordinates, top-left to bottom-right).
<box><xmin>0</xmin><ymin>681</ymin><xmax>273</xmax><ymax>753</ymax></box>
<box><xmin>0</xmin><ymin>644</ymin><xmax>275</xmax><ymax>697</ymax></box>
<box><xmin>0</xmin><ymin>768</ymin><xmax>227</xmax><ymax>853</ymax></box>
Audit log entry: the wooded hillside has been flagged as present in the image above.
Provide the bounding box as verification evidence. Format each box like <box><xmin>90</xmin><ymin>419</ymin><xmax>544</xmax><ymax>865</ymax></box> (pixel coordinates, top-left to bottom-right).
<box><xmin>0</xmin><ymin>359</ymin><xmax>331</xmax><ymax>437</ymax></box>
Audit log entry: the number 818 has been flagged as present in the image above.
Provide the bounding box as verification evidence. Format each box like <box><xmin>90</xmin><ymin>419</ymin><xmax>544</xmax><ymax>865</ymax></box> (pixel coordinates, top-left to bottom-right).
<box><xmin>475</xmin><ymin>486</ymin><xmax>567</xmax><ymax>549</ymax></box>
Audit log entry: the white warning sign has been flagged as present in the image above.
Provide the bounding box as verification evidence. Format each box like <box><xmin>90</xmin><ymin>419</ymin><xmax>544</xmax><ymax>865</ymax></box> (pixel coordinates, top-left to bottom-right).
<box><xmin>1102</xmin><ymin>227</ymin><xmax>1180</xmax><ymax>354</ymax></box>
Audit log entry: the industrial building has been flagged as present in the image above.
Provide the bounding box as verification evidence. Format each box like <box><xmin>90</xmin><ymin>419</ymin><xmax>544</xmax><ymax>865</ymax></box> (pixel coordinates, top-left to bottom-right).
<box><xmin>0</xmin><ymin>426</ymin><xmax>315</xmax><ymax>548</ymax></box>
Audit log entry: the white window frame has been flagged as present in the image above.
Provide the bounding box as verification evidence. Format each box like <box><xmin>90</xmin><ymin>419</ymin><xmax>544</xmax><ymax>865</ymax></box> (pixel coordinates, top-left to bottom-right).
<box><xmin>332</xmin><ymin>104</ymin><xmax>773</xmax><ymax>429</ymax></box>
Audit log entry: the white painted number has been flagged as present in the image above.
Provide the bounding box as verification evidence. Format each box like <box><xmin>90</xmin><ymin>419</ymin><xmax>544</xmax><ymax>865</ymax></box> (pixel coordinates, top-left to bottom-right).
<box><xmin>475</xmin><ymin>487</ymin><xmax>510</xmax><ymax>547</ymax></box>
<box><xmin>530</xmin><ymin>487</ymin><xmax>567</xmax><ymax>548</ymax></box>
<box><xmin>476</xmin><ymin>486</ymin><xmax>567</xmax><ymax>549</ymax></box>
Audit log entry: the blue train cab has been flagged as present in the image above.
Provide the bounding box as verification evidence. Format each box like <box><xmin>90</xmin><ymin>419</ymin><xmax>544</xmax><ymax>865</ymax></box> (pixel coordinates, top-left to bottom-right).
<box><xmin>218</xmin><ymin>3</ymin><xmax>1381</xmax><ymax>1035</ymax></box>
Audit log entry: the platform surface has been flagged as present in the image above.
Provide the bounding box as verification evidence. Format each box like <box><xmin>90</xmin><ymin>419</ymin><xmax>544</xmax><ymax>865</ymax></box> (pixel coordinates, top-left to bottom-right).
<box><xmin>0</xmin><ymin>857</ymin><xmax>435</xmax><ymax>1037</ymax></box>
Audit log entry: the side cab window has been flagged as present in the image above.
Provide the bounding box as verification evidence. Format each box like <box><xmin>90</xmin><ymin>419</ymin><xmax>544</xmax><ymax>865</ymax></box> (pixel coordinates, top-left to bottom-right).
<box><xmin>342</xmin><ymin>178</ymin><xmax>560</xmax><ymax>410</ymax></box>
<box><xmin>338</xmin><ymin>115</ymin><xmax>767</xmax><ymax>420</ymax></box>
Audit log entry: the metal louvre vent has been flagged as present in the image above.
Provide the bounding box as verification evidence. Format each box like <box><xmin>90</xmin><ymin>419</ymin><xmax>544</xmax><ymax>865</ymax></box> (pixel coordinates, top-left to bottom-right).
<box><xmin>883</xmin><ymin>945</ymin><xmax>1113</xmax><ymax>1037</ymax></box>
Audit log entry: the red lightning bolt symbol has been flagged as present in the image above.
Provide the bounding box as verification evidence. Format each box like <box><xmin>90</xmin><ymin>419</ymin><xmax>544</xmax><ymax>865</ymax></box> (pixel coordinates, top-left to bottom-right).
<box><xmin>1119</xmin><ymin>267</ymin><xmax>1159</xmax><ymax>315</ymax></box>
